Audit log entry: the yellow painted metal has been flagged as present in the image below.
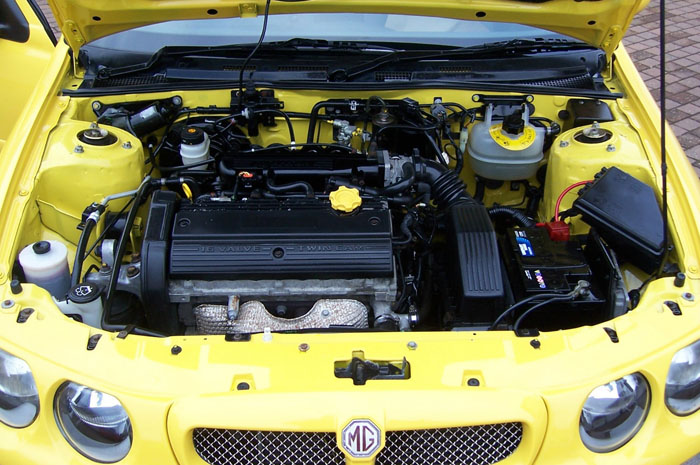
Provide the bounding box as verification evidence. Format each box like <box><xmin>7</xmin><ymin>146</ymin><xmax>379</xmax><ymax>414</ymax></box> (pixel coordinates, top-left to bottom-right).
<box><xmin>3</xmin><ymin>12</ymin><xmax>700</xmax><ymax>464</ymax></box>
<box><xmin>0</xmin><ymin>1</ymin><xmax>54</xmax><ymax>149</ymax></box>
<box><xmin>44</xmin><ymin>0</ymin><xmax>649</xmax><ymax>68</ymax></box>
<box><xmin>0</xmin><ymin>277</ymin><xmax>700</xmax><ymax>464</ymax></box>
<box><xmin>35</xmin><ymin>121</ymin><xmax>146</xmax><ymax>245</ymax></box>
<box><xmin>0</xmin><ymin>39</ymin><xmax>72</xmax><ymax>286</ymax></box>
<box><xmin>543</xmin><ymin>120</ymin><xmax>655</xmax><ymax>233</ymax></box>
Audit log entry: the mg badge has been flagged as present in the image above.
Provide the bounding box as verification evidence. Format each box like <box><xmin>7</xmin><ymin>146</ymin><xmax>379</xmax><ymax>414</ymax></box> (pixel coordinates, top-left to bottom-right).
<box><xmin>341</xmin><ymin>419</ymin><xmax>381</xmax><ymax>458</ymax></box>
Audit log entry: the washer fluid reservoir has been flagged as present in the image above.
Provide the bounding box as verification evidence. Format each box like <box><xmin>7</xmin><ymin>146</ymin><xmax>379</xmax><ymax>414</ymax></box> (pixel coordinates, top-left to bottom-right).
<box><xmin>18</xmin><ymin>241</ymin><xmax>71</xmax><ymax>298</ymax></box>
<box><xmin>467</xmin><ymin>104</ymin><xmax>545</xmax><ymax>180</ymax></box>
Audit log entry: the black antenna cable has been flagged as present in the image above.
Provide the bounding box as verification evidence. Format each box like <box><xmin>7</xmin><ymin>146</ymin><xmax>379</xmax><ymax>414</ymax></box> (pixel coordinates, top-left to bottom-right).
<box><xmin>238</xmin><ymin>0</ymin><xmax>272</xmax><ymax>110</ymax></box>
<box><xmin>660</xmin><ymin>0</ymin><xmax>669</xmax><ymax>270</ymax></box>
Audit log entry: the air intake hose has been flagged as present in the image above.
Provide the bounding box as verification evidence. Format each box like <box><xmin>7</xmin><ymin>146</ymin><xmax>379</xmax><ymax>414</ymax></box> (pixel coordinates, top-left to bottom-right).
<box><xmin>415</xmin><ymin>159</ymin><xmax>475</xmax><ymax>208</ymax></box>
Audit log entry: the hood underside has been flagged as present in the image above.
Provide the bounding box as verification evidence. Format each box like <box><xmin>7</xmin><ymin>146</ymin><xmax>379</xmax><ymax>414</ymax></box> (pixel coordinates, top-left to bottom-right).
<box><xmin>48</xmin><ymin>0</ymin><xmax>649</xmax><ymax>59</ymax></box>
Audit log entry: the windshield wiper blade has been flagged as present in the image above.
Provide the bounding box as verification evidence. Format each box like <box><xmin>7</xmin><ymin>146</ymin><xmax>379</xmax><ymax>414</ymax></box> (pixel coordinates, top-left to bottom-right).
<box><xmin>265</xmin><ymin>38</ymin><xmax>401</xmax><ymax>52</ymax></box>
<box><xmin>93</xmin><ymin>39</ymin><xmax>403</xmax><ymax>80</ymax></box>
<box><xmin>338</xmin><ymin>38</ymin><xmax>595</xmax><ymax>81</ymax></box>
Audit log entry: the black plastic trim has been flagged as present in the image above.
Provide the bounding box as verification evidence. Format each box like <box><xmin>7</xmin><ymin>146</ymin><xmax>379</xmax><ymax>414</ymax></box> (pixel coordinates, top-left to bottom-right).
<box><xmin>0</xmin><ymin>0</ymin><xmax>29</xmax><ymax>43</ymax></box>
<box><xmin>63</xmin><ymin>79</ymin><xmax>623</xmax><ymax>100</ymax></box>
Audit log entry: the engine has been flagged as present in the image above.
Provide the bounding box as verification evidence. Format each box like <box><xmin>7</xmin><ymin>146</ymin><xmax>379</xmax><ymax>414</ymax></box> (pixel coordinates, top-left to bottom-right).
<box><xmin>141</xmin><ymin>190</ymin><xmax>397</xmax><ymax>334</ymax></box>
<box><xmin>62</xmin><ymin>94</ymin><xmax>649</xmax><ymax>336</ymax></box>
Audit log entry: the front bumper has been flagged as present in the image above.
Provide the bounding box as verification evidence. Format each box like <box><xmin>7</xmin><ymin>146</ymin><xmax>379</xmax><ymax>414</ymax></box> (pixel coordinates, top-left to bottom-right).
<box><xmin>1</xmin><ymin>281</ymin><xmax>700</xmax><ymax>465</ymax></box>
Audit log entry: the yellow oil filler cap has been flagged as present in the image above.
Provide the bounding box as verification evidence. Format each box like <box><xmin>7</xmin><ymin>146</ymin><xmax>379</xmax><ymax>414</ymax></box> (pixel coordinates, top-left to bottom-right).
<box><xmin>329</xmin><ymin>186</ymin><xmax>362</xmax><ymax>212</ymax></box>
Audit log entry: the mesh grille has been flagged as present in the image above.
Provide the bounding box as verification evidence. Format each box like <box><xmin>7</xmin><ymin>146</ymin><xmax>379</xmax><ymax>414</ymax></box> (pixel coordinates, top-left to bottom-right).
<box><xmin>193</xmin><ymin>428</ymin><xmax>345</xmax><ymax>465</ymax></box>
<box><xmin>375</xmin><ymin>71</ymin><xmax>412</xmax><ymax>81</ymax></box>
<box><xmin>278</xmin><ymin>65</ymin><xmax>328</xmax><ymax>72</ymax></box>
<box><xmin>93</xmin><ymin>74</ymin><xmax>166</xmax><ymax>87</ymax></box>
<box><xmin>439</xmin><ymin>66</ymin><xmax>473</xmax><ymax>73</ymax></box>
<box><xmin>515</xmin><ymin>74</ymin><xmax>592</xmax><ymax>89</ymax></box>
<box><xmin>375</xmin><ymin>423</ymin><xmax>523</xmax><ymax>465</ymax></box>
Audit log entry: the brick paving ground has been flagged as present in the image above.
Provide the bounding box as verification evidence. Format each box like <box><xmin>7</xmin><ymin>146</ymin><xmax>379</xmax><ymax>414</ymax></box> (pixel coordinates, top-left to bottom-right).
<box><xmin>625</xmin><ymin>0</ymin><xmax>700</xmax><ymax>177</ymax></box>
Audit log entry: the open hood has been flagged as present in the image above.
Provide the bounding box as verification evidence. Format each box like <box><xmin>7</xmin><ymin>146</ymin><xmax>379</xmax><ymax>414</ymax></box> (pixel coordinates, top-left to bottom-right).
<box><xmin>48</xmin><ymin>0</ymin><xmax>649</xmax><ymax>61</ymax></box>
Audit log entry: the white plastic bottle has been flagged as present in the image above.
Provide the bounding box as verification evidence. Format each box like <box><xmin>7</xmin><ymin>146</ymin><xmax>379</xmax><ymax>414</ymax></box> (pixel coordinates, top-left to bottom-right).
<box><xmin>179</xmin><ymin>126</ymin><xmax>210</xmax><ymax>169</ymax></box>
<box><xmin>18</xmin><ymin>240</ymin><xmax>71</xmax><ymax>298</ymax></box>
<box><xmin>56</xmin><ymin>283</ymin><xmax>103</xmax><ymax>328</ymax></box>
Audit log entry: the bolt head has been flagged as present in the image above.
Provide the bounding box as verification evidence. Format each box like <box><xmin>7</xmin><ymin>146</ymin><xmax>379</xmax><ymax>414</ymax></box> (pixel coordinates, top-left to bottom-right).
<box><xmin>122</xmin><ymin>141</ymin><xmax>132</xmax><ymax>149</ymax></box>
<box><xmin>559</xmin><ymin>140</ymin><xmax>569</xmax><ymax>148</ymax></box>
<box><xmin>1</xmin><ymin>299</ymin><xmax>14</xmax><ymax>309</ymax></box>
<box><xmin>606</xmin><ymin>144</ymin><xmax>616</xmax><ymax>152</ymax></box>
<box><xmin>407</xmin><ymin>341</ymin><xmax>417</xmax><ymax>350</ymax></box>
<box><xmin>298</xmin><ymin>343</ymin><xmax>310</xmax><ymax>352</ymax></box>
<box><xmin>683</xmin><ymin>292</ymin><xmax>695</xmax><ymax>302</ymax></box>
<box><xmin>92</xmin><ymin>101</ymin><xmax>102</xmax><ymax>111</ymax></box>
<box><xmin>74</xmin><ymin>145</ymin><xmax>84</xmax><ymax>153</ymax></box>
<box><xmin>171</xmin><ymin>345</ymin><xmax>182</xmax><ymax>355</ymax></box>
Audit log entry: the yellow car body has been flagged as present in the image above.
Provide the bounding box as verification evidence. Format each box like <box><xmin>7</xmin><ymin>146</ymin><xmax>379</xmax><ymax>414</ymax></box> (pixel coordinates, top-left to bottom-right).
<box><xmin>1</xmin><ymin>0</ymin><xmax>699</xmax><ymax>464</ymax></box>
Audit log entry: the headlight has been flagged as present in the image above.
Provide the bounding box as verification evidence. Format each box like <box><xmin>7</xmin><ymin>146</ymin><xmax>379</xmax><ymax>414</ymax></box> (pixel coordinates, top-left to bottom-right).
<box><xmin>54</xmin><ymin>382</ymin><xmax>132</xmax><ymax>463</ymax></box>
<box><xmin>0</xmin><ymin>348</ymin><xmax>39</xmax><ymax>428</ymax></box>
<box><xmin>666</xmin><ymin>339</ymin><xmax>700</xmax><ymax>416</ymax></box>
<box><xmin>579</xmin><ymin>373</ymin><xmax>650</xmax><ymax>453</ymax></box>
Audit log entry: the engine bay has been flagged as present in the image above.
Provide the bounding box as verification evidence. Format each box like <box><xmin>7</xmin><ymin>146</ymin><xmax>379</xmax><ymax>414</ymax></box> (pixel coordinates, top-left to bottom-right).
<box><xmin>12</xmin><ymin>89</ymin><xmax>670</xmax><ymax>336</ymax></box>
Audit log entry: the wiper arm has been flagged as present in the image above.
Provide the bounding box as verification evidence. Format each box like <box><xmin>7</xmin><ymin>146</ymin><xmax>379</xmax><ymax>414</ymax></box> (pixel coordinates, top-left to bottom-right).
<box><xmin>94</xmin><ymin>44</ymin><xmax>254</xmax><ymax>80</ymax></box>
<box><xmin>338</xmin><ymin>38</ymin><xmax>595</xmax><ymax>81</ymax></box>
<box><xmin>93</xmin><ymin>39</ymin><xmax>402</xmax><ymax>80</ymax></box>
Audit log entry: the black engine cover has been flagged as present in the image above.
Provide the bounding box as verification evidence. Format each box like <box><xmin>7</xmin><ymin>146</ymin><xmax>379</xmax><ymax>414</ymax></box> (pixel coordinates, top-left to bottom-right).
<box><xmin>141</xmin><ymin>192</ymin><xmax>393</xmax><ymax>332</ymax></box>
<box><xmin>170</xmin><ymin>198</ymin><xmax>393</xmax><ymax>279</ymax></box>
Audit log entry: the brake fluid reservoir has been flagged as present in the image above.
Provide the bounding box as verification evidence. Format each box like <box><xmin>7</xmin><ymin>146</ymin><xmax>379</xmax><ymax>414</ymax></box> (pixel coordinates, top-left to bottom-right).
<box><xmin>467</xmin><ymin>104</ymin><xmax>545</xmax><ymax>180</ymax></box>
<box><xmin>180</xmin><ymin>127</ymin><xmax>210</xmax><ymax>169</ymax></box>
<box><xmin>18</xmin><ymin>241</ymin><xmax>71</xmax><ymax>298</ymax></box>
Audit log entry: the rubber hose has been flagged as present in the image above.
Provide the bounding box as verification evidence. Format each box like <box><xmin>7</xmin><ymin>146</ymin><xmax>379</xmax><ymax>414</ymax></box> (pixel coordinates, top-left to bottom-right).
<box><xmin>266</xmin><ymin>178</ymin><xmax>314</xmax><ymax>198</ymax></box>
<box><xmin>415</xmin><ymin>159</ymin><xmax>475</xmax><ymax>208</ymax></box>
<box><xmin>487</xmin><ymin>206</ymin><xmax>536</xmax><ymax>228</ymax></box>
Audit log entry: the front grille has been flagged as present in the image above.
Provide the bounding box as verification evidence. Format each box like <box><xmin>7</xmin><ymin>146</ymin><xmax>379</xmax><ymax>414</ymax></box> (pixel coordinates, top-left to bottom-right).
<box><xmin>375</xmin><ymin>423</ymin><xmax>523</xmax><ymax>465</ymax></box>
<box><xmin>193</xmin><ymin>428</ymin><xmax>345</xmax><ymax>465</ymax></box>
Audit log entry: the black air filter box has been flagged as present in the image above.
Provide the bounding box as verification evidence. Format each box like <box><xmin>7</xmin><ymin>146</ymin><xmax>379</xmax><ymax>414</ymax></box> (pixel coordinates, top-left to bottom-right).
<box><xmin>573</xmin><ymin>167</ymin><xmax>664</xmax><ymax>273</ymax></box>
<box><xmin>447</xmin><ymin>202</ymin><xmax>505</xmax><ymax>325</ymax></box>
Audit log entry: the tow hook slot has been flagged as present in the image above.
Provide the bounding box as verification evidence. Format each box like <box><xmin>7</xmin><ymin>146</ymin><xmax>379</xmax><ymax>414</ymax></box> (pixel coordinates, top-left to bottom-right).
<box><xmin>335</xmin><ymin>353</ymin><xmax>410</xmax><ymax>385</ymax></box>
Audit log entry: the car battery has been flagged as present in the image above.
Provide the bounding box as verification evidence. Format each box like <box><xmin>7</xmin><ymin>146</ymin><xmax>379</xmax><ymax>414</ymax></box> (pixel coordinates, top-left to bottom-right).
<box><xmin>501</xmin><ymin>227</ymin><xmax>606</xmax><ymax>327</ymax></box>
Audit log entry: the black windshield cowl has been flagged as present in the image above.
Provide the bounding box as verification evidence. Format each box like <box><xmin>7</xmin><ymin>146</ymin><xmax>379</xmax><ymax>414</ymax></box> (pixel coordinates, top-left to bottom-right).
<box><xmin>77</xmin><ymin>37</ymin><xmax>607</xmax><ymax>94</ymax></box>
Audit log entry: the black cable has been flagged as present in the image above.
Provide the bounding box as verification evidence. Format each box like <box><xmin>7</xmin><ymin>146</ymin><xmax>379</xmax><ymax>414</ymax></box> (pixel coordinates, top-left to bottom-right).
<box><xmin>659</xmin><ymin>0</ymin><xmax>669</xmax><ymax>272</ymax></box>
<box><xmin>158</xmin><ymin>157</ymin><xmax>216</xmax><ymax>173</ymax></box>
<box><xmin>237</xmin><ymin>0</ymin><xmax>272</xmax><ymax>110</ymax></box>
<box><xmin>445</xmin><ymin>129</ymin><xmax>463</xmax><ymax>174</ymax></box>
<box><xmin>71</xmin><ymin>219</ymin><xmax>97</xmax><ymax>287</ymax></box>
<box><xmin>513</xmin><ymin>294</ymin><xmax>577</xmax><ymax>332</ymax></box>
<box><xmin>102</xmin><ymin>178</ymin><xmax>155</xmax><ymax>327</ymax></box>
<box><xmin>489</xmin><ymin>292</ymin><xmax>564</xmax><ymax>330</ymax></box>
<box><xmin>237</xmin><ymin>142</ymin><xmax>354</xmax><ymax>153</ymax></box>
<box><xmin>255</xmin><ymin>109</ymin><xmax>296</xmax><ymax>143</ymax></box>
